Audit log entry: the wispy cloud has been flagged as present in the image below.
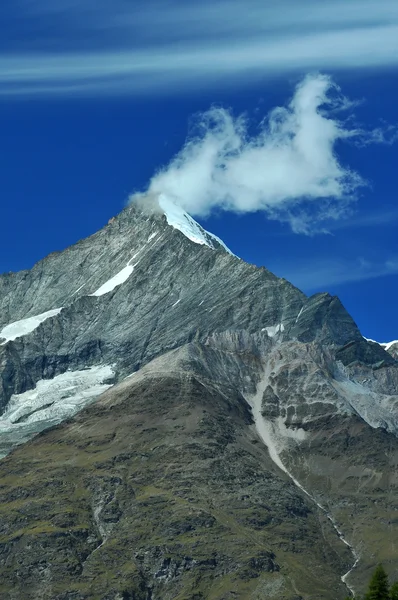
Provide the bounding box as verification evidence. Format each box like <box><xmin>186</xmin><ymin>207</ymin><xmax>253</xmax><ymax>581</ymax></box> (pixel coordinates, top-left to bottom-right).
<box><xmin>137</xmin><ymin>74</ymin><xmax>393</xmax><ymax>233</ymax></box>
<box><xmin>2</xmin><ymin>0</ymin><xmax>398</xmax><ymax>96</ymax></box>
<box><xmin>268</xmin><ymin>257</ymin><xmax>398</xmax><ymax>291</ymax></box>
<box><xmin>270</xmin><ymin>256</ymin><xmax>398</xmax><ymax>290</ymax></box>
<box><xmin>329</xmin><ymin>207</ymin><xmax>398</xmax><ymax>231</ymax></box>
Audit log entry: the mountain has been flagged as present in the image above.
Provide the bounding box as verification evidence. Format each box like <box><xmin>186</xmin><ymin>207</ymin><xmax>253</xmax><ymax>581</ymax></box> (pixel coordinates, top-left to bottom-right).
<box><xmin>387</xmin><ymin>341</ymin><xmax>398</xmax><ymax>359</ymax></box>
<box><xmin>0</xmin><ymin>196</ymin><xmax>397</xmax><ymax>600</ymax></box>
<box><xmin>365</xmin><ymin>338</ymin><xmax>398</xmax><ymax>361</ymax></box>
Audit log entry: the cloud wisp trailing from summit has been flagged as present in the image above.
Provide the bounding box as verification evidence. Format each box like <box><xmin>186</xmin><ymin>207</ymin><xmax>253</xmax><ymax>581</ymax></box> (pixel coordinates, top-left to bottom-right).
<box><xmin>1</xmin><ymin>0</ymin><xmax>398</xmax><ymax>96</ymax></box>
<box><xmin>142</xmin><ymin>74</ymin><xmax>393</xmax><ymax>234</ymax></box>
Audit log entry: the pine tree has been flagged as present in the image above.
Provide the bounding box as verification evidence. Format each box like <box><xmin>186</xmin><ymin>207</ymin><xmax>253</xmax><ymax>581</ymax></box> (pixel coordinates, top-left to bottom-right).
<box><xmin>364</xmin><ymin>564</ymin><xmax>390</xmax><ymax>600</ymax></box>
<box><xmin>390</xmin><ymin>581</ymin><xmax>398</xmax><ymax>600</ymax></box>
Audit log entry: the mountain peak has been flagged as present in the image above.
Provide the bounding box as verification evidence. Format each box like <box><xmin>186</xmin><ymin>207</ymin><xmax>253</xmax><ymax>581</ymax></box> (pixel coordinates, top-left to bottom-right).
<box><xmin>155</xmin><ymin>194</ymin><xmax>235</xmax><ymax>255</ymax></box>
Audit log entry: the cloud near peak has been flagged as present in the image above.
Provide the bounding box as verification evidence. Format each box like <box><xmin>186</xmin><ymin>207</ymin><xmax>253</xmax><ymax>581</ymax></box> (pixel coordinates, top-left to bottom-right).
<box><xmin>143</xmin><ymin>74</ymin><xmax>376</xmax><ymax>233</ymax></box>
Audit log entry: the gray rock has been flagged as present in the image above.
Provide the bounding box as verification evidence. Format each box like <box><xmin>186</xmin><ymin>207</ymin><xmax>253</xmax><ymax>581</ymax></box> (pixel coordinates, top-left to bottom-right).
<box><xmin>0</xmin><ymin>200</ymin><xmax>397</xmax><ymax>599</ymax></box>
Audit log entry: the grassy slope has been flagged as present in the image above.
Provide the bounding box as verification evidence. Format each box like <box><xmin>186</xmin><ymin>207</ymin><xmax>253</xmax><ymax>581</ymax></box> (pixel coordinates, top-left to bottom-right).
<box><xmin>0</xmin><ymin>371</ymin><xmax>352</xmax><ymax>600</ymax></box>
<box><xmin>282</xmin><ymin>414</ymin><xmax>398</xmax><ymax>594</ymax></box>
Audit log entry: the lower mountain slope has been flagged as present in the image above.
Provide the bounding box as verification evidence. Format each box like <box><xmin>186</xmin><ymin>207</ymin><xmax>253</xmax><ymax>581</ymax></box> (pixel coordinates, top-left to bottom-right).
<box><xmin>253</xmin><ymin>339</ymin><xmax>398</xmax><ymax>592</ymax></box>
<box><xmin>0</xmin><ymin>344</ymin><xmax>355</xmax><ymax>600</ymax></box>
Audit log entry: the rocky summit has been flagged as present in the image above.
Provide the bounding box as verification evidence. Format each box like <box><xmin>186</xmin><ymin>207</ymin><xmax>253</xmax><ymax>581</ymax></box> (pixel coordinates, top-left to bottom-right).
<box><xmin>0</xmin><ymin>196</ymin><xmax>397</xmax><ymax>600</ymax></box>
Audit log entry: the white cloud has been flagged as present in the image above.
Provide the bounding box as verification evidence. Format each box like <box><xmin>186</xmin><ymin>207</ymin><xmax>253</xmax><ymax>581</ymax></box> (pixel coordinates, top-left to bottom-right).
<box><xmin>143</xmin><ymin>74</ymin><xmax>380</xmax><ymax>233</ymax></box>
<box><xmin>1</xmin><ymin>1</ymin><xmax>398</xmax><ymax>96</ymax></box>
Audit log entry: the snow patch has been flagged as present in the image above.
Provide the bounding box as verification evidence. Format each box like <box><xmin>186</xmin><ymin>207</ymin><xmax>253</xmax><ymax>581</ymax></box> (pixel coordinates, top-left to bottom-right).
<box><xmin>90</xmin><ymin>264</ymin><xmax>134</xmax><ymax>297</ymax></box>
<box><xmin>158</xmin><ymin>194</ymin><xmax>235</xmax><ymax>256</ymax></box>
<box><xmin>2</xmin><ymin>365</ymin><xmax>114</xmax><ymax>426</ymax></box>
<box><xmin>148</xmin><ymin>232</ymin><xmax>158</xmax><ymax>242</ymax></box>
<box><xmin>0</xmin><ymin>308</ymin><xmax>63</xmax><ymax>344</ymax></box>
<box><xmin>172</xmin><ymin>299</ymin><xmax>181</xmax><ymax>308</ymax></box>
<box><xmin>0</xmin><ymin>365</ymin><xmax>115</xmax><ymax>457</ymax></box>
<box><xmin>90</xmin><ymin>247</ymin><xmax>148</xmax><ymax>297</ymax></box>
<box><xmin>363</xmin><ymin>337</ymin><xmax>379</xmax><ymax>344</ymax></box>
<box><xmin>261</xmin><ymin>323</ymin><xmax>285</xmax><ymax>338</ymax></box>
<box><xmin>383</xmin><ymin>339</ymin><xmax>398</xmax><ymax>351</ymax></box>
<box><xmin>364</xmin><ymin>336</ymin><xmax>398</xmax><ymax>351</ymax></box>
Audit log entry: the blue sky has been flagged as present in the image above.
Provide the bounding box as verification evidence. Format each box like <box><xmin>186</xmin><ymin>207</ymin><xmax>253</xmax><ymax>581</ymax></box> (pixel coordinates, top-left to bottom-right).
<box><xmin>1</xmin><ymin>0</ymin><xmax>397</xmax><ymax>342</ymax></box>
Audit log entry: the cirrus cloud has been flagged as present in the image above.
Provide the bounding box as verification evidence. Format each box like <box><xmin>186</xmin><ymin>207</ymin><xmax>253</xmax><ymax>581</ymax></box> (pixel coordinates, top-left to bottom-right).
<box><xmin>1</xmin><ymin>0</ymin><xmax>398</xmax><ymax>97</ymax></box>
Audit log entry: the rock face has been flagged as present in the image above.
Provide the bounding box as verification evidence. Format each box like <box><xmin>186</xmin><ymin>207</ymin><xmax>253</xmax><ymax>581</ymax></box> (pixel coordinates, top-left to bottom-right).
<box><xmin>383</xmin><ymin>340</ymin><xmax>398</xmax><ymax>360</ymax></box>
<box><xmin>0</xmin><ymin>198</ymin><xmax>397</xmax><ymax>599</ymax></box>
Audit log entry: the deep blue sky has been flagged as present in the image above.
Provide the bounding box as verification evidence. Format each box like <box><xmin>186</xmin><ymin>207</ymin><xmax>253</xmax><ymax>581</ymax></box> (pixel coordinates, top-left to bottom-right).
<box><xmin>1</xmin><ymin>1</ymin><xmax>398</xmax><ymax>342</ymax></box>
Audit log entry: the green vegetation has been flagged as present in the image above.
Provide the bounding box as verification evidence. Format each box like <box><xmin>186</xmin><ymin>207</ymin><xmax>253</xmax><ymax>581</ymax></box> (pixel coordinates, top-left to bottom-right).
<box><xmin>390</xmin><ymin>582</ymin><xmax>398</xmax><ymax>600</ymax></box>
<box><xmin>365</xmin><ymin>564</ymin><xmax>391</xmax><ymax>600</ymax></box>
<box><xmin>345</xmin><ymin>565</ymin><xmax>398</xmax><ymax>600</ymax></box>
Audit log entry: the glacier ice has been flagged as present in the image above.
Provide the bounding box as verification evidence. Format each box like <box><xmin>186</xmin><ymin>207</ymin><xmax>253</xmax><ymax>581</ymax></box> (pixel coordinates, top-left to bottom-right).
<box><xmin>0</xmin><ymin>365</ymin><xmax>115</xmax><ymax>457</ymax></box>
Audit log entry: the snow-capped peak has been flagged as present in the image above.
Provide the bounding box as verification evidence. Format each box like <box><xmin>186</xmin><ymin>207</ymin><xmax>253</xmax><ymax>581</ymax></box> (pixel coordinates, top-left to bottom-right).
<box><xmin>383</xmin><ymin>340</ymin><xmax>398</xmax><ymax>351</ymax></box>
<box><xmin>364</xmin><ymin>337</ymin><xmax>398</xmax><ymax>352</ymax></box>
<box><xmin>158</xmin><ymin>194</ymin><xmax>235</xmax><ymax>256</ymax></box>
